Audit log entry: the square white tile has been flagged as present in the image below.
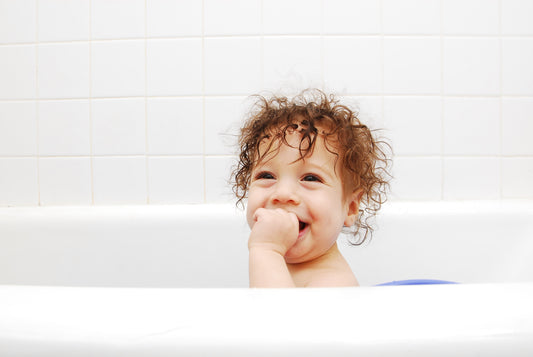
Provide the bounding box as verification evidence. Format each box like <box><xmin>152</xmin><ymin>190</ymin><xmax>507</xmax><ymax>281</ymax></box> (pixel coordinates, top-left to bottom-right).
<box><xmin>443</xmin><ymin>38</ymin><xmax>500</xmax><ymax>95</ymax></box>
<box><xmin>384</xmin><ymin>38</ymin><xmax>441</xmax><ymax>94</ymax></box>
<box><xmin>147</xmin><ymin>39</ymin><xmax>202</xmax><ymax>96</ymax></box>
<box><xmin>390</xmin><ymin>157</ymin><xmax>442</xmax><ymax>200</ymax></box>
<box><xmin>502</xmin><ymin>158</ymin><xmax>533</xmax><ymax>199</ymax></box>
<box><xmin>0</xmin><ymin>45</ymin><xmax>36</xmax><ymax>100</ymax></box>
<box><xmin>384</xmin><ymin>97</ymin><xmax>441</xmax><ymax>156</ymax></box>
<box><xmin>91</xmin><ymin>40</ymin><xmax>145</xmax><ymax>97</ymax></box>
<box><xmin>38</xmin><ymin>0</ymin><xmax>90</xmax><ymax>42</ymax></box>
<box><xmin>0</xmin><ymin>158</ymin><xmax>38</xmax><ymax>206</ymax></box>
<box><xmin>502</xmin><ymin>98</ymin><xmax>533</xmax><ymax>156</ymax></box>
<box><xmin>442</xmin><ymin>0</ymin><xmax>499</xmax><ymax>35</ymax></box>
<box><xmin>38</xmin><ymin>43</ymin><xmax>90</xmax><ymax>99</ymax></box>
<box><xmin>502</xmin><ymin>0</ymin><xmax>533</xmax><ymax>35</ymax></box>
<box><xmin>92</xmin><ymin>98</ymin><xmax>146</xmax><ymax>155</ymax></box>
<box><xmin>443</xmin><ymin>158</ymin><xmax>500</xmax><ymax>200</ymax></box>
<box><xmin>382</xmin><ymin>0</ymin><xmax>440</xmax><ymax>35</ymax></box>
<box><xmin>38</xmin><ymin>100</ymin><xmax>90</xmax><ymax>156</ymax></box>
<box><xmin>263</xmin><ymin>37</ymin><xmax>323</xmax><ymax>93</ymax></box>
<box><xmin>204</xmin><ymin>38</ymin><xmax>261</xmax><ymax>95</ymax></box>
<box><xmin>93</xmin><ymin>157</ymin><xmax>147</xmax><ymax>204</ymax></box>
<box><xmin>204</xmin><ymin>0</ymin><xmax>261</xmax><ymax>36</ymax></box>
<box><xmin>338</xmin><ymin>96</ymin><xmax>384</xmax><ymax>130</ymax></box>
<box><xmin>323</xmin><ymin>0</ymin><xmax>380</xmax><ymax>34</ymax></box>
<box><xmin>91</xmin><ymin>0</ymin><xmax>145</xmax><ymax>40</ymax></box>
<box><xmin>262</xmin><ymin>0</ymin><xmax>321</xmax><ymax>35</ymax></box>
<box><xmin>0</xmin><ymin>0</ymin><xmax>36</xmax><ymax>44</ymax></box>
<box><xmin>39</xmin><ymin>157</ymin><xmax>92</xmax><ymax>205</ymax></box>
<box><xmin>205</xmin><ymin>156</ymin><xmax>237</xmax><ymax>203</ymax></box>
<box><xmin>147</xmin><ymin>0</ymin><xmax>202</xmax><ymax>37</ymax></box>
<box><xmin>147</xmin><ymin>98</ymin><xmax>203</xmax><ymax>155</ymax></box>
<box><xmin>148</xmin><ymin>156</ymin><xmax>204</xmax><ymax>204</ymax></box>
<box><xmin>0</xmin><ymin>101</ymin><xmax>37</xmax><ymax>156</ymax></box>
<box><xmin>502</xmin><ymin>38</ymin><xmax>533</xmax><ymax>96</ymax></box>
<box><xmin>205</xmin><ymin>96</ymin><xmax>246</xmax><ymax>155</ymax></box>
<box><xmin>324</xmin><ymin>37</ymin><xmax>382</xmax><ymax>95</ymax></box>
<box><xmin>443</xmin><ymin>98</ymin><xmax>500</xmax><ymax>156</ymax></box>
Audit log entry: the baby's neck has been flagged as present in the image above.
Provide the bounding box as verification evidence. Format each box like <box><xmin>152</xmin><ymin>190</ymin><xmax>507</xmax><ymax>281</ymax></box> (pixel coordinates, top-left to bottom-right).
<box><xmin>287</xmin><ymin>243</ymin><xmax>358</xmax><ymax>287</ymax></box>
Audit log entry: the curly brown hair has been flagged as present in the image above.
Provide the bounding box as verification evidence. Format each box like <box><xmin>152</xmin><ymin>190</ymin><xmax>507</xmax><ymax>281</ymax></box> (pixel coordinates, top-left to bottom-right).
<box><xmin>232</xmin><ymin>89</ymin><xmax>391</xmax><ymax>245</ymax></box>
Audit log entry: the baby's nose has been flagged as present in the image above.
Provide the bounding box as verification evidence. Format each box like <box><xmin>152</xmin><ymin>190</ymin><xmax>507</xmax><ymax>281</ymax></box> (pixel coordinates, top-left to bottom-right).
<box><xmin>270</xmin><ymin>180</ymin><xmax>300</xmax><ymax>206</ymax></box>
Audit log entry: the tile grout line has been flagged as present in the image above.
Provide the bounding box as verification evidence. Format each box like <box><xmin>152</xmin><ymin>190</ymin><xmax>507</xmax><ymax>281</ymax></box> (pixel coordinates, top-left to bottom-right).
<box><xmin>498</xmin><ymin>0</ymin><xmax>504</xmax><ymax>199</ymax></box>
<box><xmin>89</xmin><ymin>0</ymin><xmax>95</xmax><ymax>205</ymax></box>
<box><xmin>36</xmin><ymin>0</ymin><xmax>41</xmax><ymax>206</ymax></box>
<box><xmin>145</xmin><ymin>0</ymin><xmax>150</xmax><ymax>204</ymax></box>
<box><xmin>440</xmin><ymin>0</ymin><xmax>445</xmax><ymax>200</ymax></box>
<box><xmin>320</xmin><ymin>0</ymin><xmax>325</xmax><ymax>90</ymax></box>
<box><xmin>202</xmin><ymin>0</ymin><xmax>207</xmax><ymax>203</ymax></box>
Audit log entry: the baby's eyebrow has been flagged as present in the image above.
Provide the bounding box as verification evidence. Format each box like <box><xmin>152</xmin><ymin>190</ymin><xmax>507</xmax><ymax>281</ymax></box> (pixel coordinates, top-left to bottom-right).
<box><xmin>299</xmin><ymin>160</ymin><xmax>336</xmax><ymax>180</ymax></box>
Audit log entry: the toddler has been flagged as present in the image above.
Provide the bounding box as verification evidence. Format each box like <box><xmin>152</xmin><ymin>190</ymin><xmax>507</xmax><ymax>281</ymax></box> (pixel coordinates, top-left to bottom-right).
<box><xmin>232</xmin><ymin>90</ymin><xmax>390</xmax><ymax>287</ymax></box>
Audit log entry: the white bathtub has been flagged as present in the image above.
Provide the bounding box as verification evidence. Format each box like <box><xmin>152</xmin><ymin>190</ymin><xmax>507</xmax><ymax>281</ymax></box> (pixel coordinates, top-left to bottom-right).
<box><xmin>1</xmin><ymin>201</ymin><xmax>533</xmax><ymax>356</ymax></box>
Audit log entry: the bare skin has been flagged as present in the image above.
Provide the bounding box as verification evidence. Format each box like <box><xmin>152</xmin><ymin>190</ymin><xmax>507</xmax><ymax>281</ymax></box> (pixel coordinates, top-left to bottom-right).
<box><xmin>247</xmin><ymin>127</ymin><xmax>361</xmax><ymax>287</ymax></box>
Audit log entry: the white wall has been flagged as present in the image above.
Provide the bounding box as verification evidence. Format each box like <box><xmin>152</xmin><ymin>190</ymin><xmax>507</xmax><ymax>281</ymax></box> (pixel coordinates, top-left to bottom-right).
<box><xmin>0</xmin><ymin>0</ymin><xmax>532</xmax><ymax>206</ymax></box>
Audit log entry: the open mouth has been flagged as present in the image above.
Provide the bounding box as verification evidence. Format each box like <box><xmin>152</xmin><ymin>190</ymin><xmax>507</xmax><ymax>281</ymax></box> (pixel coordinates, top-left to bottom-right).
<box><xmin>299</xmin><ymin>221</ymin><xmax>308</xmax><ymax>232</ymax></box>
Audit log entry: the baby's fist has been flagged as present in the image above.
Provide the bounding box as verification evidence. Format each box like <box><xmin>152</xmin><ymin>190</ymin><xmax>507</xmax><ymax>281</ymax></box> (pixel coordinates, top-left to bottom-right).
<box><xmin>248</xmin><ymin>208</ymin><xmax>299</xmax><ymax>256</ymax></box>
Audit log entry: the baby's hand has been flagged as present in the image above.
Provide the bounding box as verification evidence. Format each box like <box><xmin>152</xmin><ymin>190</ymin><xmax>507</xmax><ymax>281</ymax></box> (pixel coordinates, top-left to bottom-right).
<box><xmin>248</xmin><ymin>208</ymin><xmax>299</xmax><ymax>256</ymax></box>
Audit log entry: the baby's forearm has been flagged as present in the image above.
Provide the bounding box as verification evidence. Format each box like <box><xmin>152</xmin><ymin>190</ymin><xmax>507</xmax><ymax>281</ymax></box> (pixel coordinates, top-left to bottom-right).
<box><xmin>249</xmin><ymin>247</ymin><xmax>295</xmax><ymax>288</ymax></box>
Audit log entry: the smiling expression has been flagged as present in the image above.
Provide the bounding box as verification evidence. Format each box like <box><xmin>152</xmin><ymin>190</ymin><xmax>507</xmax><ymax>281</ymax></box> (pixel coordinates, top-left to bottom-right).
<box><xmin>246</xmin><ymin>126</ymin><xmax>359</xmax><ymax>264</ymax></box>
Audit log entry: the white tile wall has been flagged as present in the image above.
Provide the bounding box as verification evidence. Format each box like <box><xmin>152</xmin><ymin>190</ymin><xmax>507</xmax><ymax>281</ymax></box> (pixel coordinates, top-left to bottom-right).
<box><xmin>204</xmin><ymin>38</ymin><xmax>262</xmax><ymax>95</ymax></box>
<box><xmin>0</xmin><ymin>102</ymin><xmax>37</xmax><ymax>156</ymax></box>
<box><xmin>502</xmin><ymin>38</ymin><xmax>533</xmax><ymax>95</ymax></box>
<box><xmin>324</xmin><ymin>37</ymin><xmax>382</xmax><ymax>94</ymax></box>
<box><xmin>91</xmin><ymin>0</ymin><xmax>145</xmax><ymax>40</ymax></box>
<box><xmin>93</xmin><ymin>157</ymin><xmax>147</xmax><ymax>204</ymax></box>
<box><xmin>39</xmin><ymin>157</ymin><xmax>92</xmax><ymax>205</ymax></box>
<box><xmin>382</xmin><ymin>0</ymin><xmax>440</xmax><ymax>35</ymax></box>
<box><xmin>443</xmin><ymin>38</ymin><xmax>500</xmax><ymax>95</ymax></box>
<box><xmin>147</xmin><ymin>39</ymin><xmax>202</xmax><ymax>96</ymax></box>
<box><xmin>502</xmin><ymin>158</ymin><xmax>533</xmax><ymax>199</ymax></box>
<box><xmin>383</xmin><ymin>38</ymin><xmax>441</xmax><ymax>94</ymax></box>
<box><xmin>0</xmin><ymin>45</ymin><xmax>36</xmax><ymax>100</ymax></box>
<box><xmin>204</xmin><ymin>0</ymin><xmax>261</xmax><ymax>36</ymax></box>
<box><xmin>148</xmin><ymin>156</ymin><xmax>204</xmax><ymax>204</ymax></box>
<box><xmin>92</xmin><ymin>99</ymin><xmax>146</xmax><ymax>155</ymax></box>
<box><xmin>38</xmin><ymin>43</ymin><xmax>90</xmax><ymax>99</ymax></box>
<box><xmin>443</xmin><ymin>98</ymin><xmax>500</xmax><ymax>156</ymax></box>
<box><xmin>323</xmin><ymin>0</ymin><xmax>380</xmax><ymax>35</ymax></box>
<box><xmin>0</xmin><ymin>0</ymin><xmax>532</xmax><ymax>206</ymax></box>
<box><xmin>443</xmin><ymin>158</ymin><xmax>501</xmax><ymax>200</ymax></box>
<box><xmin>442</xmin><ymin>0</ymin><xmax>499</xmax><ymax>35</ymax></box>
<box><xmin>38</xmin><ymin>0</ymin><xmax>90</xmax><ymax>42</ymax></box>
<box><xmin>383</xmin><ymin>96</ymin><xmax>441</xmax><ymax>156</ymax></box>
<box><xmin>263</xmin><ymin>37</ymin><xmax>323</xmax><ymax>93</ymax></box>
<box><xmin>38</xmin><ymin>100</ymin><xmax>91</xmax><ymax>156</ymax></box>
<box><xmin>91</xmin><ymin>40</ymin><xmax>145</xmax><ymax>97</ymax></box>
<box><xmin>502</xmin><ymin>0</ymin><xmax>533</xmax><ymax>35</ymax></box>
<box><xmin>0</xmin><ymin>0</ymin><xmax>36</xmax><ymax>44</ymax></box>
<box><xmin>147</xmin><ymin>98</ymin><xmax>203</xmax><ymax>155</ymax></box>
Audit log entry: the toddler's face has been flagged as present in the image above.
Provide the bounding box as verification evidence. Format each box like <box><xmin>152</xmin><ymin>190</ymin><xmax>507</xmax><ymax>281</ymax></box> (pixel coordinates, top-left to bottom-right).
<box><xmin>246</xmin><ymin>126</ymin><xmax>359</xmax><ymax>264</ymax></box>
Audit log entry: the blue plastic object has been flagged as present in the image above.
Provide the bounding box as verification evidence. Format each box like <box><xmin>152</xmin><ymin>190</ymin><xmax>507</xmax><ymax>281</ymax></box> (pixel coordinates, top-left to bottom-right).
<box><xmin>377</xmin><ymin>279</ymin><xmax>457</xmax><ymax>286</ymax></box>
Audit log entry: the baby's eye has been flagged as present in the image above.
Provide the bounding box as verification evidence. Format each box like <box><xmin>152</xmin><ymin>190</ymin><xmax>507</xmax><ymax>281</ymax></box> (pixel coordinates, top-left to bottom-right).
<box><xmin>255</xmin><ymin>171</ymin><xmax>275</xmax><ymax>180</ymax></box>
<box><xmin>302</xmin><ymin>174</ymin><xmax>322</xmax><ymax>182</ymax></box>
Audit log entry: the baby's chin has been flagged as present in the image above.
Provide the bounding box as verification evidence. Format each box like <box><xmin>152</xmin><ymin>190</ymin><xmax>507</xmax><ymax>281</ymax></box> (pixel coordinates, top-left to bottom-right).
<box><xmin>284</xmin><ymin>238</ymin><xmax>339</xmax><ymax>265</ymax></box>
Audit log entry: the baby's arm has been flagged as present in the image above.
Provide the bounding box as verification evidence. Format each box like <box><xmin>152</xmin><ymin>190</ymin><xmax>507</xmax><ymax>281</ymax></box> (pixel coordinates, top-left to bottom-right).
<box><xmin>248</xmin><ymin>208</ymin><xmax>298</xmax><ymax>288</ymax></box>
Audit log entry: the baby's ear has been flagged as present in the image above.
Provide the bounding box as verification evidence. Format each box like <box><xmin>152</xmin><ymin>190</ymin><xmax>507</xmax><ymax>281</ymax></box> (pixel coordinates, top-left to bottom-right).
<box><xmin>344</xmin><ymin>189</ymin><xmax>363</xmax><ymax>227</ymax></box>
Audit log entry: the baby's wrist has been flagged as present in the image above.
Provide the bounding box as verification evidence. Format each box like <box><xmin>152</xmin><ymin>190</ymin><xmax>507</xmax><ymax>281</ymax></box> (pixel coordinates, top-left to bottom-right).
<box><xmin>248</xmin><ymin>242</ymin><xmax>287</xmax><ymax>257</ymax></box>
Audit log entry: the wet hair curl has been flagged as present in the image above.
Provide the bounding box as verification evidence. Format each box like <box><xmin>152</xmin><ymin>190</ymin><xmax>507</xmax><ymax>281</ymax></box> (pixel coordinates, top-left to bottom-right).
<box><xmin>232</xmin><ymin>89</ymin><xmax>392</xmax><ymax>245</ymax></box>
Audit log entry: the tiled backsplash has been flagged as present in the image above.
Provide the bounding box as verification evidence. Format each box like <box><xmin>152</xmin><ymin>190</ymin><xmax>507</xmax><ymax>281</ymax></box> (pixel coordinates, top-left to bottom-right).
<box><xmin>1</xmin><ymin>0</ymin><xmax>532</xmax><ymax>206</ymax></box>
